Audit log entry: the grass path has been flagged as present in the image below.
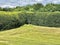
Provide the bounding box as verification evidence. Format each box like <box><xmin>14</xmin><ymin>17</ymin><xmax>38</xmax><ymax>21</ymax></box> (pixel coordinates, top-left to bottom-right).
<box><xmin>0</xmin><ymin>24</ymin><xmax>60</xmax><ymax>45</ymax></box>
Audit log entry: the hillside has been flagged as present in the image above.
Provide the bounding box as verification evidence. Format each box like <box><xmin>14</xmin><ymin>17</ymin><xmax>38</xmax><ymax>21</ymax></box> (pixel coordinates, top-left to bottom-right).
<box><xmin>0</xmin><ymin>24</ymin><xmax>60</xmax><ymax>45</ymax></box>
<box><xmin>0</xmin><ymin>2</ymin><xmax>60</xmax><ymax>45</ymax></box>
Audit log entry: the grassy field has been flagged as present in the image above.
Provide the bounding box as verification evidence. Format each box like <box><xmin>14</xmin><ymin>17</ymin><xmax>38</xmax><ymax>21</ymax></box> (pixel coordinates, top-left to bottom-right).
<box><xmin>0</xmin><ymin>24</ymin><xmax>60</xmax><ymax>45</ymax></box>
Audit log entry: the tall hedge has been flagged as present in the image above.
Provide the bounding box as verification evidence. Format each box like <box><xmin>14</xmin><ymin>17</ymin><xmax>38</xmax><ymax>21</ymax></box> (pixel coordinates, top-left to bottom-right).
<box><xmin>0</xmin><ymin>12</ymin><xmax>26</xmax><ymax>30</ymax></box>
<box><xmin>26</xmin><ymin>12</ymin><xmax>60</xmax><ymax>27</ymax></box>
<box><xmin>0</xmin><ymin>12</ymin><xmax>60</xmax><ymax>30</ymax></box>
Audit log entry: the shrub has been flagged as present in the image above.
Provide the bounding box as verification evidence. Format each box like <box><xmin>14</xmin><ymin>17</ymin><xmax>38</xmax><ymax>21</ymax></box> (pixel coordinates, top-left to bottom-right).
<box><xmin>0</xmin><ymin>12</ymin><xmax>26</xmax><ymax>30</ymax></box>
<box><xmin>25</xmin><ymin>12</ymin><xmax>60</xmax><ymax>27</ymax></box>
<box><xmin>0</xmin><ymin>12</ymin><xmax>60</xmax><ymax>30</ymax></box>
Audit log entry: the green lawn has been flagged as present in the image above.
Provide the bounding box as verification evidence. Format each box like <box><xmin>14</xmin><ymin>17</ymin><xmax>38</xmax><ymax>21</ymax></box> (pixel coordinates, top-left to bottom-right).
<box><xmin>0</xmin><ymin>24</ymin><xmax>60</xmax><ymax>45</ymax></box>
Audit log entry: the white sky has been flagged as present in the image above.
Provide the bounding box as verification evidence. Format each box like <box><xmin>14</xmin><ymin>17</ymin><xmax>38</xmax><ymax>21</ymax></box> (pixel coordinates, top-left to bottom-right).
<box><xmin>0</xmin><ymin>0</ymin><xmax>60</xmax><ymax>8</ymax></box>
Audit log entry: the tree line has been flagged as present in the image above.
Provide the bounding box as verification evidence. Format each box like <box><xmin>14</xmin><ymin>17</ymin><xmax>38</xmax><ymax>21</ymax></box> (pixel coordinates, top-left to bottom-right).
<box><xmin>0</xmin><ymin>3</ymin><xmax>60</xmax><ymax>12</ymax></box>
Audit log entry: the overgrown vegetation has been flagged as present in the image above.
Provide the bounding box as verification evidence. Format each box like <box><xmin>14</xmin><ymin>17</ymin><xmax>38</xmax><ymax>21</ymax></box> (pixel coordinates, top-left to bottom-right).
<box><xmin>0</xmin><ymin>3</ymin><xmax>60</xmax><ymax>45</ymax></box>
<box><xmin>0</xmin><ymin>3</ymin><xmax>60</xmax><ymax>30</ymax></box>
<box><xmin>0</xmin><ymin>3</ymin><xmax>60</xmax><ymax>12</ymax></box>
<box><xmin>0</xmin><ymin>12</ymin><xmax>60</xmax><ymax>30</ymax></box>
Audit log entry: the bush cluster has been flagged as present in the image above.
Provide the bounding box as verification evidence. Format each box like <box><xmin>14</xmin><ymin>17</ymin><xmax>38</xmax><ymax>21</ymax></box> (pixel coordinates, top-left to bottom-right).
<box><xmin>0</xmin><ymin>12</ymin><xmax>26</xmax><ymax>30</ymax></box>
<box><xmin>26</xmin><ymin>12</ymin><xmax>60</xmax><ymax>27</ymax></box>
<box><xmin>0</xmin><ymin>12</ymin><xmax>60</xmax><ymax>30</ymax></box>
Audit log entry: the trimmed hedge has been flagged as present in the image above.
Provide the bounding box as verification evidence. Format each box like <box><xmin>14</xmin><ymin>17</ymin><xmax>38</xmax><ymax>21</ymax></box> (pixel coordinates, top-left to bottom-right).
<box><xmin>0</xmin><ymin>12</ymin><xmax>60</xmax><ymax>30</ymax></box>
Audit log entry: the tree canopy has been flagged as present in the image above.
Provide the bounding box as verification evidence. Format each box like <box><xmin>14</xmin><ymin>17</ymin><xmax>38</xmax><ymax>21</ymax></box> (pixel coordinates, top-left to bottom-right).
<box><xmin>0</xmin><ymin>3</ymin><xmax>60</xmax><ymax>12</ymax></box>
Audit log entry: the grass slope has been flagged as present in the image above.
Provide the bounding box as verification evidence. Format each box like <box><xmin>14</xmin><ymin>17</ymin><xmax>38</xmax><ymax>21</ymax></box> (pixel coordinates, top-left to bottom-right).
<box><xmin>0</xmin><ymin>24</ymin><xmax>60</xmax><ymax>45</ymax></box>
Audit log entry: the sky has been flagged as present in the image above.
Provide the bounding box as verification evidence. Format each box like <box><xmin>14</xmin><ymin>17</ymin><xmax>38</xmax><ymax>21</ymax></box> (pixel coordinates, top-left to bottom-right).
<box><xmin>0</xmin><ymin>0</ymin><xmax>60</xmax><ymax>8</ymax></box>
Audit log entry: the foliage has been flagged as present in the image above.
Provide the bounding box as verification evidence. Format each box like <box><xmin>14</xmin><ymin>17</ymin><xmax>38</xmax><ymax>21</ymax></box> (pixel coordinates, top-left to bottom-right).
<box><xmin>25</xmin><ymin>12</ymin><xmax>60</xmax><ymax>27</ymax></box>
<box><xmin>0</xmin><ymin>3</ymin><xmax>60</xmax><ymax>12</ymax></box>
<box><xmin>0</xmin><ymin>12</ymin><xmax>60</xmax><ymax>30</ymax></box>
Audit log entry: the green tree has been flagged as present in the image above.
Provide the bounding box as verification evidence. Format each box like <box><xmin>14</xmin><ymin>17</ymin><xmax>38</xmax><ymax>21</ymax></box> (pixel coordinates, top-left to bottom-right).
<box><xmin>32</xmin><ymin>3</ymin><xmax>43</xmax><ymax>10</ymax></box>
